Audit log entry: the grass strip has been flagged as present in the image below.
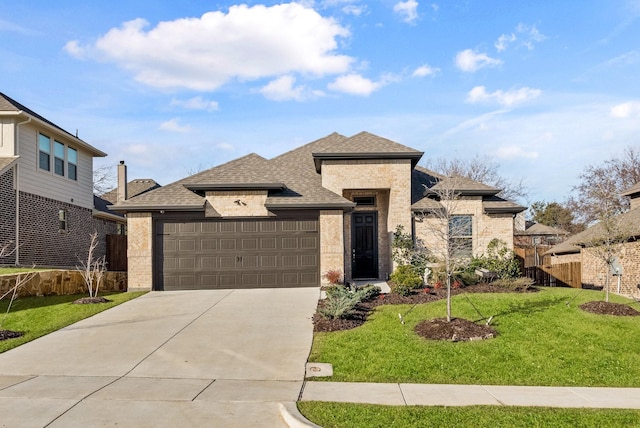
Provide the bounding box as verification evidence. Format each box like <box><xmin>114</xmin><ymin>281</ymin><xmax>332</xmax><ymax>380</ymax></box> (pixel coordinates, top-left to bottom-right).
<box><xmin>0</xmin><ymin>291</ymin><xmax>147</xmax><ymax>353</ymax></box>
<box><xmin>298</xmin><ymin>402</ymin><xmax>640</xmax><ymax>428</ymax></box>
<box><xmin>309</xmin><ymin>288</ymin><xmax>640</xmax><ymax>386</ymax></box>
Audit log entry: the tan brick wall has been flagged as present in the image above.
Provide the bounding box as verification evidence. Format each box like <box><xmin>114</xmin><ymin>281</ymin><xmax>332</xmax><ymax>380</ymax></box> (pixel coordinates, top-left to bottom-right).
<box><xmin>414</xmin><ymin>196</ymin><xmax>516</xmax><ymax>260</ymax></box>
<box><xmin>320</xmin><ymin>210</ymin><xmax>344</xmax><ymax>284</ymax></box>
<box><xmin>127</xmin><ymin>212</ymin><xmax>153</xmax><ymax>291</ymax></box>
<box><xmin>321</xmin><ymin>159</ymin><xmax>412</xmax><ymax>280</ymax></box>
<box><xmin>582</xmin><ymin>241</ymin><xmax>640</xmax><ymax>298</ymax></box>
<box><xmin>205</xmin><ymin>190</ymin><xmax>270</xmax><ymax>217</ymax></box>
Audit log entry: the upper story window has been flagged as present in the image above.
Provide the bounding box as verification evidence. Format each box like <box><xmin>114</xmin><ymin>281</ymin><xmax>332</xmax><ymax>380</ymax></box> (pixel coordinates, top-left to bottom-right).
<box><xmin>38</xmin><ymin>134</ymin><xmax>51</xmax><ymax>171</ymax></box>
<box><xmin>54</xmin><ymin>141</ymin><xmax>65</xmax><ymax>176</ymax></box>
<box><xmin>68</xmin><ymin>147</ymin><xmax>78</xmax><ymax>181</ymax></box>
<box><xmin>449</xmin><ymin>215</ymin><xmax>473</xmax><ymax>257</ymax></box>
<box><xmin>37</xmin><ymin>132</ymin><xmax>78</xmax><ymax>181</ymax></box>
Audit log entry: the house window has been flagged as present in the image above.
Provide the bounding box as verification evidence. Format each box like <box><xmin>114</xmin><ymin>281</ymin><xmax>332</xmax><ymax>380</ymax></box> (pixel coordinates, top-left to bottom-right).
<box><xmin>58</xmin><ymin>209</ymin><xmax>67</xmax><ymax>231</ymax></box>
<box><xmin>54</xmin><ymin>141</ymin><xmax>65</xmax><ymax>176</ymax></box>
<box><xmin>354</xmin><ymin>196</ymin><xmax>376</xmax><ymax>206</ymax></box>
<box><xmin>38</xmin><ymin>134</ymin><xmax>51</xmax><ymax>171</ymax></box>
<box><xmin>68</xmin><ymin>147</ymin><xmax>78</xmax><ymax>181</ymax></box>
<box><xmin>449</xmin><ymin>215</ymin><xmax>473</xmax><ymax>257</ymax></box>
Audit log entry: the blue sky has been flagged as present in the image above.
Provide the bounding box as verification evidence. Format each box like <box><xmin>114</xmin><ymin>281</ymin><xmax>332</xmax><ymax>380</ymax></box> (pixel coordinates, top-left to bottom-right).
<box><xmin>2</xmin><ymin>0</ymin><xmax>639</xmax><ymax>206</ymax></box>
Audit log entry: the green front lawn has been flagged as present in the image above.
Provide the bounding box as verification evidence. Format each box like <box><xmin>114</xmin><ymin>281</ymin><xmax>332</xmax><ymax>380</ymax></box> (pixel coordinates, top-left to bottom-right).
<box><xmin>298</xmin><ymin>402</ymin><xmax>640</xmax><ymax>428</ymax></box>
<box><xmin>0</xmin><ymin>291</ymin><xmax>147</xmax><ymax>353</ymax></box>
<box><xmin>309</xmin><ymin>288</ymin><xmax>640</xmax><ymax>387</ymax></box>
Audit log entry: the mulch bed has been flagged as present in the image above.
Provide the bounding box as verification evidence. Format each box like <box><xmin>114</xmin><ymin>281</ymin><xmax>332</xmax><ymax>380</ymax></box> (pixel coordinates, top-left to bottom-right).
<box><xmin>73</xmin><ymin>296</ymin><xmax>112</xmax><ymax>304</ymax></box>
<box><xmin>0</xmin><ymin>330</ymin><xmax>24</xmax><ymax>341</ymax></box>
<box><xmin>414</xmin><ymin>317</ymin><xmax>497</xmax><ymax>341</ymax></box>
<box><xmin>313</xmin><ymin>283</ymin><xmax>538</xmax><ymax>333</ymax></box>
<box><xmin>579</xmin><ymin>301</ymin><xmax>640</xmax><ymax>316</ymax></box>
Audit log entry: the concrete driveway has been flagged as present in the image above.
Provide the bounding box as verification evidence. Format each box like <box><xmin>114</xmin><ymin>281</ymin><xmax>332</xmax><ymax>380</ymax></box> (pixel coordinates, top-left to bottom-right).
<box><xmin>0</xmin><ymin>288</ymin><xmax>320</xmax><ymax>427</ymax></box>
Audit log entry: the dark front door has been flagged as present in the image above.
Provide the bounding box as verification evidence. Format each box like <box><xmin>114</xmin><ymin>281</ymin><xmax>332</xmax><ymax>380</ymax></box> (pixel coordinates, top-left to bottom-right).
<box><xmin>351</xmin><ymin>212</ymin><xmax>378</xmax><ymax>279</ymax></box>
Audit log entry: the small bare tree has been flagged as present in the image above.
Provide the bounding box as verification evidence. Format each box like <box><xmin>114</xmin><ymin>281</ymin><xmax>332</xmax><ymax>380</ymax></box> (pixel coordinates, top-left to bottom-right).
<box><xmin>582</xmin><ymin>210</ymin><xmax>630</xmax><ymax>303</ymax></box>
<box><xmin>415</xmin><ymin>174</ymin><xmax>472</xmax><ymax>322</ymax></box>
<box><xmin>77</xmin><ymin>232</ymin><xmax>107</xmax><ymax>299</ymax></box>
<box><xmin>0</xmin><ymin>241</ymin><xmax>36</xmax><ymax>338</ymax></box>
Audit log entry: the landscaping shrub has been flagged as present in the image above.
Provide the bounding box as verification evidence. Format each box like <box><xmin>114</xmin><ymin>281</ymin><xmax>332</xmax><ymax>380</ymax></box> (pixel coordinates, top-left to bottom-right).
<box><xmin>322</xmin><ymin>269</ymin><xmax>343</xmax><ymax>285</ymax></box>
<box><xmin>391</xmin><ymin>225</ymin><xmax>431</xmax><ymax>277</ymax></box>
<box><xmin>319</xmin><ymin>284</ymin><xmax>381</xmax><ymax>319</ymax></box>
<box><xmin>390</xmin><ymin>265</ymin><xmax>423</xmax><ymax>296</ymax></box>
<box><xmin>467</xmin><ymin>238</ymin><xmax>520</xmax><ymax>279</ymax></box>
<box><xmin>456</xmin><ymin>271</ymin><xmax>478</xmax><ymax>286</ymax></box>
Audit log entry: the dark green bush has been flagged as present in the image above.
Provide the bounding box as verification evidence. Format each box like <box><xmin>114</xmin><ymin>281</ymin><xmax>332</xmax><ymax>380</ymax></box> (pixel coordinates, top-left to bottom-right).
<box><xmin>390</xmin><ymin>265</ymin><xmax>423</xmax><ymax>296</ymax></box>
<box><xmin>319</xmin><ymin>284</ymin><xmax>381</xmax><ymax>319</ymax></box>
<box><xmin>466</xmin><ymin>238</ymin><xmax>520</xmax><ymax>280</ymax></box>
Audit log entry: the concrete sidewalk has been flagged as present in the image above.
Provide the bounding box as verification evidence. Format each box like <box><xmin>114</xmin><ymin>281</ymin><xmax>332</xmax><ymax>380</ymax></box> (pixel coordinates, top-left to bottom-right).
<box><xmin>0</xmin><ymin>289</ymin><xmax>320</xmax><ymax>428</ymax></box>
<box><xmin>301</xmin><ymin>381</ymin><xmax>640</xmax><ymax>409</ymax></box>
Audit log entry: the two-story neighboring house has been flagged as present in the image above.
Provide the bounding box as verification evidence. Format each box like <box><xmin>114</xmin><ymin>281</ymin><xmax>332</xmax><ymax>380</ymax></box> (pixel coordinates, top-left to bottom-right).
<box><xmin>0</xmin><ymin>92</ymin><xmax>114</xmax><ymax>267</ymax></box>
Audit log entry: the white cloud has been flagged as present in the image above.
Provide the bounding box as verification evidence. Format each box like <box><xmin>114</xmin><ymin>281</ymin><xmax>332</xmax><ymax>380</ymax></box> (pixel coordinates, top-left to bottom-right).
<box><xmin>159</xmin><ymin>118</ymin><xmax>191</xmax><ymax>133</ymax></box>
<box><xmin>63</xmin><ymin>40</ymin><xmax>85</xmax><ymax>59</ymax></box>
<box><xmin>495</xmin><ymin>33</ymin><xmax>516</xmax><ymax>52</ymax></box>
<box><xmin>67</xmin><ymin>4</ymin><xmax>352</xmax><ymax>91</ymax></box>
<box><xmin>455</xmin><ymin>49</ymin><xmax>502</xmax><ymax>72</ymax></box>
<box><xmin>260</xmin><ymin>75</ymin><xmax>311</xmax><ymax>101</ymax></box>
<box><xmin>495</xmin><ymin>145</ymin><xmax>539</xmax><ymax>160</ymax></box>
<box><xmin>393</xmin><ymin>0</ymin><xmax>419</xmax><ymax>24</ymax></box>
<box><xmin>327</xmin><ymin>73</ymin><xmax>388</xmax><ymax>96</ymax></box>
<box><xmin>412</xmin><ymin>64</ymin><xmax>439</xmax><ymax>77</ymax></box>
<box><xmin>170</xmin><ymin>96</ymin><xmax>219</xmax><ymax>111</ymax></box>
<box><xmin>216</xmin><ymin>142</ymin><xmax>235</xmax><ymax>151</ymax></box>
<box><xmin>466</xmin><ymin>86</ymin><xmax>541</xmax><ymax>106</ymax></box>
<box><xmin>610</xmin><ymin>101</ymin><xmax>640</xmax><ymax>118</ymax></box>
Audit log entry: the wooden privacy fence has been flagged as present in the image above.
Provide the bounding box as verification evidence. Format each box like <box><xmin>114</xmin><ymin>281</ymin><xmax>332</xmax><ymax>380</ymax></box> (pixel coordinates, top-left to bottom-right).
<box><xmin>106</xmin><ymin>234</ymin><xmax>127</xmax><ymax>271</ymax></box>
<box><xmin>515</xmin><ymin>246</ymin><xmax>581</xmax><ymax>288</ymax></box>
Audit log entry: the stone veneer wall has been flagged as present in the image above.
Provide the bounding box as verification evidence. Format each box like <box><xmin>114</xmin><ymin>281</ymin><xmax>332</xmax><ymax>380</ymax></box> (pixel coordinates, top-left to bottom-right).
<box><xmin>18</xmin><ymin>191</ymin><xmax>117</xmax><ymax>267</ymax></box>
<box><xmin>319</xmin><ymin>210</ymin><xmax>345</xmax><ymax>283</ymax></box>
<box><xmin>127</xmin><ymin>212</ymin><xmax>153</xmax><ymax>291</ymax></box>
<box><xmin>320</xmin><ymin>159</ymin><xmax>413</xmax><ymax>281</ymax></box>
<box><xmin>0</xmin><ymin>270</ymin><xmax>127</xmax><ymax>298</ymax></box>
<box><xmin>582</xmin><ymin>241</ymin><xmax>640</xmax><ymax>297</ymax></box>
<box><xmin>414</xmin><ymin>196</ymin><xmax>516</xmax><ymax>259</ymax></box>
<box><xmin>205</xmin><ymin>190</ymin><xmax>270</xmax><ymax>217</ymax></box>
<box><xmin>0</xmin><ymin>168</ymin><xmax>17</xmax><ymax>264</ymax></box>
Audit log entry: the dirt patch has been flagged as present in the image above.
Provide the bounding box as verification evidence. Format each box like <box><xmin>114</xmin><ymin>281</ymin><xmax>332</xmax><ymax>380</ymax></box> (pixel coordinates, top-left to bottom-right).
<box><xmin>414</xmin><ymin>317</ymin><xmax>497</xmax><ymax>341</ymax></box>
<box><xmin>73</xmin><ymin>296</ymin><xmax>112</xmax><ymax>305</ymax></box>
<box><xmin>313</xmin><ymin>283</ymin><xmax>538</xmax><ymax>333</ymax></box>
<box><xmin>579</xmin><ymin>301</ymin><xmax>640</xmax><ymax>316</ymax></box>
<box><xmin>0</xmin><ymin>330</ymin><xmax>24</xmax><ymax>341</ymax></box>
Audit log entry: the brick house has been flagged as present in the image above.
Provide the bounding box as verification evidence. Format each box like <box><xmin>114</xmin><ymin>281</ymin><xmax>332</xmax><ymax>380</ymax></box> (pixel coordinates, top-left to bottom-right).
<box><xmin>546</xmin><ymin>183</ymin><xmax>640</xmax><ymax>296</ymax></box>
<box><xmin>0</xmin><ymin>92</ymin><xmax>116</xmax><ymax>267</ymax></box>
<box><xmin>514</xmin><ymin>221</ymin><xmax>570</xmax><ymax>247</ymax></box>
<box><xmin>111</xmin><ymin>132</ymin><xmax>525</xmax><ymax>291</ymax></box>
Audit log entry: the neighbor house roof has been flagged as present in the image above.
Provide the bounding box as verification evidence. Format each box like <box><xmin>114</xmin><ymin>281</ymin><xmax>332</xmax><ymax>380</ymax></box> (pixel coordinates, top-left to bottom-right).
<box><xmin>516</xmin><ymin>222</ymin><xmax>570</xmax><ymax>236</ymax></box>
<box><xmin>545</xmin><ymin>206</ymin><xmax>640</xmax><ymax>256</ymax></box>
<box><xmin>0</xmin><ymin>92</ymin><xmax>106</xmax><ymax>157</ymax></box>
<box><xmin>621</xmin><ymin>182</ymin><xmax>640</xmax><ymax>198</ymax></box>
<box><xmin>101</xmin><ymin>179</ymin><xmax>162</xmax><ymax>204</ymax></box>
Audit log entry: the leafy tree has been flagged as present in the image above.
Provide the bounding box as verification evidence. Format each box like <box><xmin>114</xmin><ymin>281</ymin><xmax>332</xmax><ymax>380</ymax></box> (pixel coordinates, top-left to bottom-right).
<box><xmin>529</xmin><ymin>201</ymin><xmax>584</xmax><ymax>233</ymax></box>
<box><xmin>567</xmin><ymin>146</ymin><xmax>640</xmax><ymax>225</ymax></box>
<box><xmin>423</xmin><ymin>154</ymin><xmax>528</xmax><ymax>202</ymax></box>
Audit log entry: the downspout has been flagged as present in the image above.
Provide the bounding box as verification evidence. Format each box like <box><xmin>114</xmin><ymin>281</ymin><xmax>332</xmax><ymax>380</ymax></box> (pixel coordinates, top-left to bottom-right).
<box><xmin>15</xmin><ymin>115</ymin><xmax>31</xmax><ymax>265</ymax></box>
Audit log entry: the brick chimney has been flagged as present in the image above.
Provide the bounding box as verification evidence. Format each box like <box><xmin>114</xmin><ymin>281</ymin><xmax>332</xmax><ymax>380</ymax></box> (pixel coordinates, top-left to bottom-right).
<box><xmin>117</xmin><ymin>161</ymin><xmax>127</xmax><ymax>203</ymax></box>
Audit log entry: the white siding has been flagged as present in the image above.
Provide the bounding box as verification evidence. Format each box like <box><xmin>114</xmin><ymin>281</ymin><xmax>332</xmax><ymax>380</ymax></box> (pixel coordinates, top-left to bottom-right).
<box><xmin>0</xmin><ymin>118</ymin><xmax>15</xmax><ymax>156</ymax></box>
<box><xmin>16</xmin><ymin>123</ymin><xmax>94</xmax><ymax>209</ymax></box>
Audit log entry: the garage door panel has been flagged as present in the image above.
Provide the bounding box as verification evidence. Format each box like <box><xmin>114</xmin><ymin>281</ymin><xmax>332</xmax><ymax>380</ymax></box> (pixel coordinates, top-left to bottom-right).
<box><xmin>158</xmin><ymin>218</ymin><xmax>319</xmax><ymax>290</ymax></box>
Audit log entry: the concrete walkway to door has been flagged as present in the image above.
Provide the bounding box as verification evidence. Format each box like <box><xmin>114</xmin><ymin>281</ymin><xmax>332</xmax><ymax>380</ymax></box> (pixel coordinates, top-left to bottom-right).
<box><xmin>0</xmin><ymin>288</ymin><xmax>320</xmax><ymax>428</ymax></box>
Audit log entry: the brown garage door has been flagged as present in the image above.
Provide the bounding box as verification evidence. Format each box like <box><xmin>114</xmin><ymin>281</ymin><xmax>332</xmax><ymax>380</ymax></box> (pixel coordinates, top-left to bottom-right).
<box><xmin>156</xmin><ymin>218</ymin><xmax>319</xmax><ymax>290</ymax></box>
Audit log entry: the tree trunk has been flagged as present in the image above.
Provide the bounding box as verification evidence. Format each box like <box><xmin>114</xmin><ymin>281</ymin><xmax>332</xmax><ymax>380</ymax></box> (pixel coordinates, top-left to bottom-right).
<box><xmin>446</xmin><ymin>275</ymin><xmax>452</xmax><ymax>322</ymax></box>
<box><xmin>605</xmin><ymin>269</ymin><xmax>610</xmax><ymax>303</ymax></box>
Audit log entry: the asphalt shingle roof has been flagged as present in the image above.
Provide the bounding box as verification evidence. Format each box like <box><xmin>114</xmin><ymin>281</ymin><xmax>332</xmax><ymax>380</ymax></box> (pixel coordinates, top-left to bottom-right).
<box><xmin>101</xmin><ymin>179</ymin><xmax>162</xmax><ymax>204</ymax></box>
<box><xmin>113</xmin><ymin>131</ymin><xmax>524</xmax><ymax>214</ymax></box>
<box><xmin>0</xmin><ymin>92</ymin><xmax>106</xmax><ymax>157</ymax></box>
